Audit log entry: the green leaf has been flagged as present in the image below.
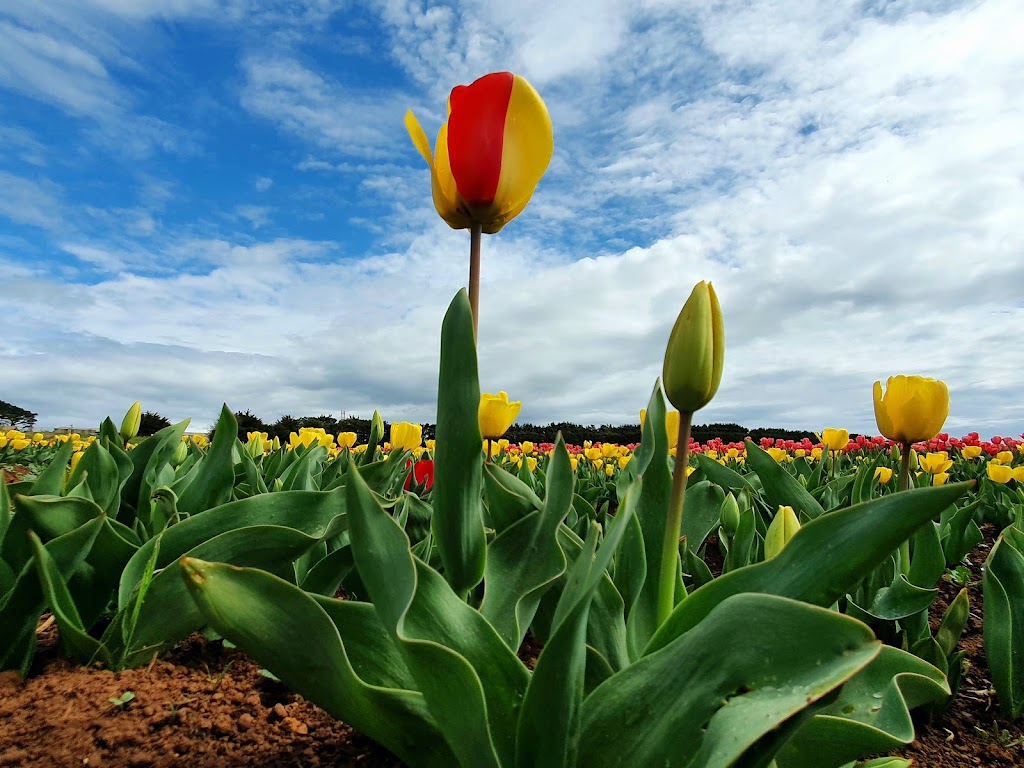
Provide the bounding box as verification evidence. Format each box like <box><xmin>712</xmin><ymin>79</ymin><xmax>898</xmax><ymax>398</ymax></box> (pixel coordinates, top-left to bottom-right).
<box><xmin>482</xmin><ymin>436</ymin><xmax>573</xmax><ymax>649</ymax></box>
<box><xmin>123</xmin><ymin>418</ymin><xmax>190</xmax><ymax>522</ymax></box>
<box><xmin>693</xmin><ymin>453</ymin><xmax>754</xmax><ymax>492</ymax></box>
<box><xmin>66</xmin><ymin>440</ymin><xmax>121</xmax><ymax>516</ymax></box>
<box><xmin>984</xmin><ymin>524</ymin><xmax>1024</xmax><ymax>716</ymax></box>
<box><xmin>579</xmin><ymin>594</ymin><xmax>880</xmax><ymax>768</ymax></box>
<box><xmin>647</xmin><ymin>482</ymin><xmax>973</xmax><ymax>655</ymax></box>
<box><xmin>483</xmin><ymin>462</ymin><xmax>543</xmax><ymax>535</ymax></box>
<box><xmin>26</xmin><ymin>438</ymin><xmax>75</xmax><ymax>497</ymax></box>
<box><xmin>28</xmin><ymin>531</ymin><xmax>111</xmax><ymax>667</ymax></box>
<box><xmin>431</xmin><ymin>289</ymin><xmax>485</xmax><ymax>595</ymax></box>
<box><xmin>173</xmin><ymin>405</ymin><xmax>238</xmax><ymax>519</ymax></box>
<box><xmin>621</xmin><ymin>384</ymin><xmax>674</xmax><ymax>660</ymax></box>
<box><xmin>180</xmin><ymin>558</ymin><xmax>456</xmax><ymax>768</ymax></box>
<box><xmin>774</xmin><ymin>646</ymin><xmax>949</xmax><ymax>768</ymax></box>
<box><xmin>935</xmin><ymin>587</ymin><xmax>969</xmax><ymax>659</ymax></box>
<box><xmin>745</xmin><ymin>440</ymin><xmax>825</xmax><ymax>520</ymax></box>
<box><xmin>347</xmin><ymin>463</ymin><xmax>528</xmax><ymax>767</ymax></box>
<box><xmin>857</xmin><ymin>574</ymin><xmax>938</xmax><ymax>621</ymax></box>
<box><xmin>680</xmin><ymin>481</ymin><xmax>726</xmax><ymax>555</ymax></box>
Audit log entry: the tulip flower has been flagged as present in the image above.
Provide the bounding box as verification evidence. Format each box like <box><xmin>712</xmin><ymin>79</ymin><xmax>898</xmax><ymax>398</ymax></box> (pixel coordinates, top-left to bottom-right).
<box><xmin>119</xmin><ymin>401</ymin><xmax>142</xmax><ymax>444</ymax></box>
<box><xmin>337</xmin><ymin>432</ymin><xmax>358</xmax><ymax>450</ymax></box>
<box><xmin>390</xmin><ymin>422</ymin><xmax>423</xmax><ymax>452</ymax></box>
<box><xmin>874</xmin><ymin>466</ymin><xmax>894</xmax><ymax>485</ymax></box>
<box><xmin>639</xmin><ymin>408</ymin><xmax>682</xmax><ymax>449</ymax></box>
<box><xmin>406</xmin><ymin>71</ymin><xmax>553</xmax><ymax>339</ymax></box>
<box><xmin>662</xmin><ymin>281</ymin><xmax>724</xmax><ymax>415</ymax></box>
<box><xmin>819</xmin><ymin>428</ymin><xmax>850</xmax><ymax>453</ymax></box>
<box><xmin>987</xmin><ymin>462</ymin><xmax>1013</xmax><ymax>484</ymax></box>
<box><xmin>479</xmin><ymin>391</ymin><xmax>521</xmax><ymax>439</ymax></box>
<box><xmin>765</xmin><ymin>506</ymin><xmax>801</xmax><ymax>560</ymax></box>
<box><xmin>872</xmin><ymin>376</ymin><xmax>949</xmax><ymax>445</ymax></box>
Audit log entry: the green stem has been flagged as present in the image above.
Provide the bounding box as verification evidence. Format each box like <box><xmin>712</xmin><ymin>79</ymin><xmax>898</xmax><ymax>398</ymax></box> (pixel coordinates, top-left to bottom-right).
<box><xmin>658</xmin><ymin>410</ymin><xmax>693</xmax><ymax>626</ymax></box>
<box><xmin>468</xmin><ymin>223</ymin><xmax>482</xmax><ymax>343</ymax></box>
<box><xmin>898</xmin><ymin>441</ymin><xmax>912</xmax><ymax>576</ymax></box>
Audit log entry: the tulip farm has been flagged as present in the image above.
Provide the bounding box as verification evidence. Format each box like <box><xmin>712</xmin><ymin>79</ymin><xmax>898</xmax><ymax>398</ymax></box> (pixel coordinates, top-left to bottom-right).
<box><xmin>4</xmin><ymin>73</ymin><xmax>1024</xmax><ymax>768</ymax></box>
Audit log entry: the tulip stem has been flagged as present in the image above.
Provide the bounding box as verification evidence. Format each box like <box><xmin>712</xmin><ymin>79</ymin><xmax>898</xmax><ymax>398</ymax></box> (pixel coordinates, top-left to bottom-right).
<box><xmin>658</xmin><ymin>410</ymin><xmax>693</xmax><ymax>627</ymax></box>
<box><xmin>897</xmin><ymin>441</ymin><xmax>912</xmax><ymax>576</ymax></box>
<box><xmin>468</xmin><ymin>223</ymin><xmax>482</xmax><ymax>342</ymax></box>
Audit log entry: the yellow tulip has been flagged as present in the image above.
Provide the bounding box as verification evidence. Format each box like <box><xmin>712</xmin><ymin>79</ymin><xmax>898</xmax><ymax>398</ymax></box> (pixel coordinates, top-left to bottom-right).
<box><xmin>618</xmin><ymin>456</ymin><xmax>631</xmax><ymax>470</ymax></box>
<box><xmin>69</xmin><ymin>450</ymin><xmax>84</xmax><ymax>474</ymax></box>
<box><xmin>405</xmin><ymin>72</ymin><xmax>553</xmax><ymax>234</ymax></box>
<box><xmin>932</xmin><ymin>472</ymin><xmax>950</xmax><ymax>486</ymax></box>
<box><xmin>520</xmin><ymin>441</ymin><xmax>534</xmax><ymax>455</ymax></box>
<box><xmin>874</xmin><ymin>466</ymin><xmax>894</xmax><ymax>484</ymax></box>
<box><xmin>662</xmin><ymin>281</ymin><xmax>724</xmax><ymax>413</ymax></box>
<box><xmin>961</xmin><ymin>446</ymin><xmax>982</xmax><ymax>459</ymax></box>
<box><xmin>819</xmin><ymin>428</ymin><xmax>849</xmax><ymax>452</ymax></box>
<box><xmin>604</xmin><ymin>464</ymin><xmax>615</xmax><ymax>477</ymax></box>
<box><xmin>766</xmin><ymin>447</ymin><xmax>788</xmax><ymax>463</ymax></box>
<box><xmin>995</xmin><ymin>450</ymin><xmax>1015</xmax><ymax>465</ymax></box>
<box><xmin>569</xmin><ymin>456</ymin><xmax>579</xmax><ymax>472</ymax></box>
<box><xmin>988</xmin><ymin>462</ymin><xmax>1013</xmax><ymax>484</ymax></box>
<box><xmin>389</xmin><ymin>422</ymin><xmax>423</xmax><ymax>452</ymax></box>
<box><xmin>918</xmin><ymin>452</ymin><xmax>953</xmax><ymax>475</ymax></box>
<box><xmin>639</xmin><ymin>408</ymin><xmax>682</xmax><ymax>448</ymax></box>
<box><xmin>527</xmin><ymin>457</ymin><xmax>539</xmax><ymax>473</ymax></box>
<box><xmin>337</xmin><ymin>432</ymin><xmax>358</xmax><ymax>450</ymax></box>
<box><xmin>872</xmin><ymin>375</ymin><xmax>949</xmax><ymax>444</ymax></box>
<box><xmin>479</xmin><ymin>391</ymin><xmax>521</xmax><ymax>439</ymax></box>
<box><xmin>1013</xmin><ymin>466</ymin><xmax>1024</xmax><ymax>482</ymax></box>
<box><xmin>600</xmin><ymin>443</ymin><xmax>618</xmax><ymax>459</ymax></box>
<box><xmin>11</xmin><ymin>438</ymin><xmax>30</xmax><ymax>450</ymax></box>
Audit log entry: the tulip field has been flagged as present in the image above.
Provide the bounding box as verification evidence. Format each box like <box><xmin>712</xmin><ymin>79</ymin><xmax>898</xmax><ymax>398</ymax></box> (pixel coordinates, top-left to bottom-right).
<box><xmin>4</xmin><ymin>70</ymin><xmax>1024</xmax><ymax>768</ymax></box>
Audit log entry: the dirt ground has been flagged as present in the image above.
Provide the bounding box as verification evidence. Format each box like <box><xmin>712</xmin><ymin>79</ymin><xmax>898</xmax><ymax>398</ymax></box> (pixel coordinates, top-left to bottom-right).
<box><xmin>0</xmin><ymin>529</ymin><xmax>1021</xmax><ymax>767</ymax></box>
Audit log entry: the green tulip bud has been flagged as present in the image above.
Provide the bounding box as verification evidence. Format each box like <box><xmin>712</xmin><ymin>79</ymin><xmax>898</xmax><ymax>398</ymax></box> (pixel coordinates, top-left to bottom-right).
<box><xmin>764</xmin><ymin>505</ymin><xmax>801</xmax><ymax>560</ymax></box>
<box><xmin>172</xmin><ymin>440</ymin><xmax>188</xmax><ymax>466</ymax></box>
<box><xmin>119</xmin><ymin>401</ymin><xmax>142</xmax><ymax>443</ymax></box>
<box><xmin>662</xmin><ymin>281</ymin><xmax>724</xmax><ymax>413</ymax></box>
<box><xmin>908</xmin><ymin>448</ymin><xmax>919</xmax><ymax>471</ymax></box>
<box><xmin>720</xmin><ymin>492</ymin><xmax>740</xmax><ymax>537</ymax></box>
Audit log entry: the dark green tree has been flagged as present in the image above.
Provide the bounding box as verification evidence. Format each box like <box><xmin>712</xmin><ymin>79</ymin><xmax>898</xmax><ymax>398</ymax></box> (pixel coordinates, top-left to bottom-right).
<box><xmin>138</xmin><ymin>411</ymin><xmax>172</xmax><ymax>437</ymax></box>
<box><xmin>0</xmin><ymin>400</ymin><xmax>38</xmax><ymax>431</ymax></box>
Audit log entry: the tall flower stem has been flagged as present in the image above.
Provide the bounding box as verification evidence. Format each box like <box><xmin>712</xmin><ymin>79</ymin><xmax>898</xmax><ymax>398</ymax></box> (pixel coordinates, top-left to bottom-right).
<box><xmin>897</xmin><ymin>441</ymin><xmax>913</xmax><ymax>576</ymax></box>
<box><xmin>468</xmin><ymin>223</ymin><xmax>482</xmax><ymax>342</ymax></box>
<box><xmin>658</xmin><ymin>410</ymin><xmax>694</xmax><ymax>626</ymax></box>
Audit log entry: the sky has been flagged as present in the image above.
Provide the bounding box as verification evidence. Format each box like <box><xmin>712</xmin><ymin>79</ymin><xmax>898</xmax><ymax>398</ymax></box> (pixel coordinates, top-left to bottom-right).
<box><xmin>1</xmin><ymin>0</ymin><xmax>1022</xmax><ymax>438</ymax></box>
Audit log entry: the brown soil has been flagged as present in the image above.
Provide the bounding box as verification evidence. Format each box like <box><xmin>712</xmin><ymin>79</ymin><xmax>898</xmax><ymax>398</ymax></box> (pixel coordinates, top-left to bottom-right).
<box><xmin>1</xmin><ymin>528</ymin><xmax>1021</xmax><ymax>767</ymax></box>
<box><xmin>1</xmin><ymin>466</ymin><xmax>31</xmax><ymax>485</ymax></box>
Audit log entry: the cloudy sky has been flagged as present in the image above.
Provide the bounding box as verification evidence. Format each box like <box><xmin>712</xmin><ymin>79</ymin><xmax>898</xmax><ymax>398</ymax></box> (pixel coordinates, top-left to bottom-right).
<box><xmin>2</xmin><ymin>0</ymin><xmax>1022</xmax><ymax>438</ymax></box>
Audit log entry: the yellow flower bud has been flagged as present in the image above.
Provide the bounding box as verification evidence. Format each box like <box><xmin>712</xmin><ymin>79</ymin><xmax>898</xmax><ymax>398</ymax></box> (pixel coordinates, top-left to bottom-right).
<box><xmin>478</xmin><ymin>391</ymin><xmax>521</xmax><ymax>439</ymax></box>
<box><xmin>119</xmin><ymin>401</ymin><xmax>142</xmax><ymax>443</ymax></box>
<box><xmin>389</xmin><ymin>422</ymin><xmax>423</xmax><ymax>452</ymax></box>
<box><xmin>662</xmin><ymin>281</ymin><xmax>724</xmax><ymax>413</ymax></box>
<box><xmin>872</xmin><ymin>375</ymin><xmax>949</xmax><ymax>444</ymax></box>
<box><xmin>765</xmin><ymin>505</ymin><xmax>801</xmax><ymax>559</ymax></box>
<box><xmin>69</xmin><ymin>450</ymin><xmax>84</xmax><ymax>474</ymax></box>
<box><xmin>932</xmin><ymin>472</ymin><xmax>950</xmax><ymax>486</ymax></box>
<box><xmin>766</xmin><ymin>447</ymin><xmax>788</xmax><ymax>463</ymax></box>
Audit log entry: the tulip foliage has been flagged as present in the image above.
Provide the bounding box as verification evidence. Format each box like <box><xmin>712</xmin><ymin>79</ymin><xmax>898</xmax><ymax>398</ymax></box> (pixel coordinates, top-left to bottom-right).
<box><xmin>180</xmin><ymin>292</ymin><xmax>975</xmax><ymax>768</ymax></box>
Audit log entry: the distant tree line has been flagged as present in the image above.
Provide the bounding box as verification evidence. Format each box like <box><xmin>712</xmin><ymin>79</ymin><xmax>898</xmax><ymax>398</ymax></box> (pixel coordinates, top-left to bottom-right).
<box><xmin>190</xmin><ymin>409</ymin><xmax>814</xmax><ymax>446</ymax></box>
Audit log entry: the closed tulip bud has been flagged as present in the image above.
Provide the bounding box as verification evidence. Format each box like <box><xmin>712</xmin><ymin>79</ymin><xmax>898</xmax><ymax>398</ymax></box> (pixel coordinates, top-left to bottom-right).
<box><xmin>119</xmin><ymin>401</ymin><xmax>142</xmax><ymax>443</ymax></box>
<box><xmin>369</xmin><ymin>410</ymin><xmax>384</xmax><ymax>448</ymax></box>
<box><xmin>874</xmin><ymin>466</ymin><xmax>894</xmax><ymax>484</ymax></box>
<box><xmin>765</xmin><ymin>505</ymin><xmax>801</xmax><ymax>559</ymax></box>
<box><xmin>872</xmin><ymin>375</ymin><xmax>949</xmax><ymax>444</ymax></box>
<box><xmin>662</xmin><ymin>281</ymin><xmax>724</xmax><ymax>414</ymax></box>
<box><xmin>172</xmin><ymin>440</ymin><xmax>188</xmax><ymax>466</ymax></box>
<box><xmin>405</xmin><ymin>72</ymin><xmax>553</xmax><ymax>234</ymax></box>
<box><xmin>479</xmin><ymin>391</ymin><xmax>521</xmax><ymax>439</ymax></box>
<box><xmin>720</xmin><ymin>493</ymin><xmax>740</xmax><ymax>537</ymax></box>
<box><xmin>69</xmin><ymin>450</ymin><xmax>84</xmax><ymax>475</ymax></box>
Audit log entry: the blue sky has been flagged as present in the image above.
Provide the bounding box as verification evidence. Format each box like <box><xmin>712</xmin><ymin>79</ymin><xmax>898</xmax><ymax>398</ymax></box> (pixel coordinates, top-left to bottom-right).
<box><xmin>2</xmin><ymin>0</ymin><xmax>1022</xmax><ymax>437</ymax></box>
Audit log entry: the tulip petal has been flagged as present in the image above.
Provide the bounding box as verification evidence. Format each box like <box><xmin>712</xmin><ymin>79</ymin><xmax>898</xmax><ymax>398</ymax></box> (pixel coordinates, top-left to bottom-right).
<box><xmin>491</xmin><ymin>75</ymin><xmax>554</xmax><ymax>225</ymax></box>
<box><xmin>448</xmin><ymin>72</ymin><xmax>513</xmax><ymax>207</ymax></box>
<box><xmin>406</xmin><ymin>110</ymin><xmax>468</xmax><ymax>229</ymax></box>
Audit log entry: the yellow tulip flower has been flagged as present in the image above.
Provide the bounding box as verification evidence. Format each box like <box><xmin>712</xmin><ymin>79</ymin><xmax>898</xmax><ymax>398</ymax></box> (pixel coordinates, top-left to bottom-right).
<box><xmin>389</xmin><ymin>422</ymin><xmax>423</xmax><ymax>452</ymax></box>
<box><xmin>961</xmin><ymin>446</ymin><xmax>982</xmax><ymax>460</ymax></box>
<box><xmin>766</xmin><ymin>447</ymin><xmax>788</xmax><ymax>463</ymax></box>
<box><xmin>405</xmin><ymin>72</ymin><xmax>553</xmax><ymax>234</ymax></box>
<box><xmin>932</xmin><ymin>473</ymin><xmax>950</xmax><ymax>486</ymax></box>
<box><xmin>479</xmin><ymin>391</ymin><xmax>521</xmax><ymax>439</ymax></box>
<box><xmin>819</xmin><ymin>428</ymin><xmax>849</xmax><ymax>452</ymax></box>
<box><xmin>988</xmin><ymin>462</ymin><xmax>1013</xmax><ymax>484</ymax></box>
<box><xmin>918</xmin><ymin>452</ymin><xmax>953</xmax><ymax>475</ymax></box>
<box><xmin>520</xmin><ymin>441</ymin><xmax>534</xmax><ymax>455</ymax></box>
<box><xmin>994</xmin><ymin>450</ymin><xmax>1015</xmax><ymax>465</ymax></box>
<box><xmin>1013</xmin><ymin>466</ymin><xmax>1024</xmax><ymax>482</ymax></box>
<box><xmin>872</xmin><ymin>375</ymin><xmax>949</xmax><ymax>444</ymax></box>
<box><xmin>874</xmin><ymin>466</ymin><xmax>894</xmax><ymax>484</ymax></box>
<box><xmin>337</xmin><ymin>432</ymin><xmax>358</xmax><ymax>450</ymax></box>
<box><xmin>639</xmin><ymin>408</ymin><xmax>682</xmax><ymax>448</ymax></box>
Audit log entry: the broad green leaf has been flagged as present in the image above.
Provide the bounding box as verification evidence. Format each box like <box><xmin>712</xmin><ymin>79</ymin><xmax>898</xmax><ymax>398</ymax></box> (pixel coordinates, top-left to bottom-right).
<box><xmin>347</xmin><ymin>463</ymin><xmax>528</xmax><ymax>767</ymax></box>
<box><xmin>180</xmin><ymin>558</ymin><xmax>456</xmax><ymax>768</ymax></box>
<box><xmin>482</xmin><ymin>436</ymin><xmax>573</xmax><ymax>649</ymax></box>
<box><xmin>647</xmin><ymin>482</ymin><xmax>973</xmax><ymax>654</ymax></box>
<box><xmin>173</xmin><ymin>405</ymin><xmax>238</xmax><ymax>518</ymax></box>
<box><xmin>907</xmin><ymin>521</ymin><xmax>944</xmax><ymax>588</ymax></box>
<box><xmin>299</xmin><ymin>545</ymin><xmax>354</xmax><ymax>597</ymax></box>
<box><xmin>579</xmin><ymin>594</ymin><xmax>880</xmax><ymax>768</ymax></box>
<box><xmin>431</xmin><ymin>289</ymin><xmax>485</xmax><ymax>595</ymax></box>
<box><xmin>66</xmin><ymin>440</ymin><xmax>120</xmax><ymax>515</ymax></box>
<box><xmin>26</xmin><ymin>438</ymin><xmax>75</xmax><ymax>497</ymax></box>
<box><xmin>984</xmin><ymin>524</ymin><xmax>1024</xmax><ymax>716</ymax></box>
<box><xmin>935</xmin><ymin>587</ymin><xmax>969</xmax><ymax>658</ymax></box>
<box><xmin>483</xmin><ymin>462</ymin><xmax>543</xmax><ymax>535</ymax></box>
<box><xmin>745</xmin><ymin>440</ymin><xmax>824</xmax><ymax>520</ymax></box>
<box><xmin>680</xmin><ymin>480</ymin><xmax>726</xmax><ymax>554</ymax></box>
<box><xmin>621</xmin><ymin>384</ymin><xmax>674</xmax><ymax>660</ymax></box>
<box><xmin>0</xmin><ymin>516</ymin><xmax>104</xmax><ymax>674</ymax></box>
<box><xmin>28</xmin><ymin>531</ymin><xmax>111</xmax><ymax>667</ymax></box>
<box><xmin>693</xmin><ymin>453</ymin><xmax>753</xmax><ymax>492</ymax></box>
<box><xmin>774</xmin><ymin>646</ymin><xmax>948</xmax><ymax>768</ymax></box>
<box><xmin>118</xmin><ymin>488</ymin><xmax>347</xmax><ymax>609</ymax></box>
<box><xmin>123</xmin><ymin>418</ymin><xmax>190</xmax><ymax>521</ymax></box>
<box><xmin>857</xmin><ymin>574</ymin><xmax>938</xmax><ymax>621</ymax></box>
